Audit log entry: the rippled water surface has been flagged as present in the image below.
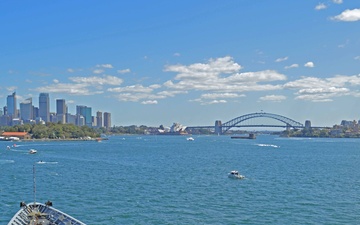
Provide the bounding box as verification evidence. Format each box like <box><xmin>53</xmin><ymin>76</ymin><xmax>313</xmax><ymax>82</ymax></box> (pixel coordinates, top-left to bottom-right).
<box><xmin>1</xmin><ymin>135</ymin><xmax>360</xmax><ymax>224</ymax></box>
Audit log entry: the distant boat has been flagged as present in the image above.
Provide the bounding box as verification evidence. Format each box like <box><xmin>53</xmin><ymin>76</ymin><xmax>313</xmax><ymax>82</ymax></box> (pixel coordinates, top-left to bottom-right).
<box><xmin>231</xmin><ymin>133</ymin><xmax>256</xmax><ymax>139</ymax></box>
<box><xmin>186</xmin><ymin>137</ymin><xmax>194</xmax><ymax>141</ymax></box>
<box><xmin>29</xmin><ymin>149</ymin><xmax>37</xmax><ymax>154</ymax></box>
<box><xmin>228</xmin><ymin>170</ymin><xmax>245</xmax><ymax>179</ymax></box>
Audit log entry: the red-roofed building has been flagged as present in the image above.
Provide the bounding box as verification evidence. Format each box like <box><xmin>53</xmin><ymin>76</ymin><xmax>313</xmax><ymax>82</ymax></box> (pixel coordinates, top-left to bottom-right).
<box><xmin>1</xmin><ymin>132</ymin><xmax>31</xmax><ymax>140</ymax></box>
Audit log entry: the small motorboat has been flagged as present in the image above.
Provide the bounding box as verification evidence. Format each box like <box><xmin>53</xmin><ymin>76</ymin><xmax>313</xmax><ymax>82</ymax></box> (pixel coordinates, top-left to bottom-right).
<box><xmin>228</xmin><ymin>170</ymin><xmax>245</xmax><ymax>179</ymax></box>
<box><xmin>29</xmin><ymin>149</ymin><xmax>37</xmax><ymax>154</ymax></box>
<box><xmin>186</xmin><ymin>137</ymin><xmax>194</xmax><ymax>141</ymax></box>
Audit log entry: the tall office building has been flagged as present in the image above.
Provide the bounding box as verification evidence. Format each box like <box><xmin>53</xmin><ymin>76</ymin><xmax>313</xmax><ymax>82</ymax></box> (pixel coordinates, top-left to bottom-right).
<box><xmin>76</xmin><ymin>105</ymin><xmax>92</xmax><ymax>127</ymax></box>
<box><xmin>7</xmin><ymin>92</ymin><xmax>17</xmax><ymax>118</ymax></box>
<box><xmin>56</xmin><ymin>99</ymin><xmax>66</xmax><ymax>115</ymax></box>
<box><xmin>56</xmin><ymin>99</ymin><xmax>67</xmax><ymax>124</ymax></box>
<box><xmin>96</xmin><ymin>111</ymin><xmax>103</xmax><ymax>128</ymax></box>
<box><xmin>103</xmin><ymin>112</ymin><xmax>111</xmax><ymax>129</ymax></box>
<box><xmin>20</xmin><ymin>98</ymin><xmax>33</xmax><ymax>121</ymax></box>
<box><xmin>39</xmin><ymin>93</ymin><xmax>50</xmax><ymax>122</ymax></box>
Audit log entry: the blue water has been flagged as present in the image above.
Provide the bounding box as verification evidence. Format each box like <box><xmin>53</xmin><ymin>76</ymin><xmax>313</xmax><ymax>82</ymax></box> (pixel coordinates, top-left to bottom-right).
<box><xmin>1</xmin><ymin>135</ymin><xmax>360</xmax><ymax>224</ymax></box>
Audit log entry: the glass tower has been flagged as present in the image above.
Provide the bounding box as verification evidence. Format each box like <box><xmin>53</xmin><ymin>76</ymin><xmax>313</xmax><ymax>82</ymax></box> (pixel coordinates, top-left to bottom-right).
<box><xmin>6</xmin><ymin>92</ymin><xmax>17</xmax><ymax>118</ymax></box>
<box><xmin>39</xmin><ymin>93</ymin><xmax>50</xmax><ymax>122</ymax></box>
<box><xmin>76</xmin><ymin>105</ymin><xmax>92</xmax><ymax>127</ymax></box>
<box><xmin>20</xmin><ymin>98</ymin><xmax>33</xmax><ymax>121</ymax></box>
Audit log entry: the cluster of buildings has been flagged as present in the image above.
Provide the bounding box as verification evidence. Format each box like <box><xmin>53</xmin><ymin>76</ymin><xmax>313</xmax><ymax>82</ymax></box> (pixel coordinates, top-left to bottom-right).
<box><xmin>1</xmin><ymin>92</ymin><xmax>111</xmax><ymax>129</ymax></box>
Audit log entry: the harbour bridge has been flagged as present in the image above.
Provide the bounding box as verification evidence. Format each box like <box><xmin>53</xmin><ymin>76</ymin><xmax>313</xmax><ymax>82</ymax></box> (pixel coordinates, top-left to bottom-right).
<box><xmin>186</xmin><ymin>112</ymin><xmax>313</xmax><ymax>135</ymax></box>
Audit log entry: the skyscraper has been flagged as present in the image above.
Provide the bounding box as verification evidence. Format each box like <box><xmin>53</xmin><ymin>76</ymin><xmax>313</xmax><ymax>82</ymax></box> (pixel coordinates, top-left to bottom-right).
<box><xmin>103</xmin><ymin>112</ymin><xmax>111</xmax><ymax>129</ymax></box>
<box><xmin>76</xmin><ymin>105</ymin><xmax>92</xmax><ymax>127</ymax></box>
<box><xmin>39</xmin><ymin>93</ymin><xmax>50</xmax><ymax>122</ymax></box>
<box><xmin>96</xmin><ymin>111</ymin><xmax>103</xmax><ymax>128</ymax></box>
<box><xmin>56</xmin><ymin>99</ymin><xmax>66</xmax><ymax>115</ymax></box>
<box><xmin>7</xmin><ymin>92</ymin><xmax>17</xmax><ymax>118</ymax></box>
<box><xmin>20</xmin><ymin>98</ymin><xmax>33</xmax><ymax>121</ymax></box>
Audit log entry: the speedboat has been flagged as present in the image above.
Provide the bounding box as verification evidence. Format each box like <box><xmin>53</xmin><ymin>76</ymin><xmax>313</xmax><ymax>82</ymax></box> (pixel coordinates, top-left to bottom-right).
<box><xmin>186</xmin><ymin>137</ymin><xmax>194</xmax><ymax>141</ymax></box>
<box><xmin>228</xmin><ymin>170</ymin><xmax>245</xmax><ymax>179</ymax></box>
<box><xmin>29</xmin><ymin>149</ymin><xmax>37</xmax><ymax>154</ymax></box>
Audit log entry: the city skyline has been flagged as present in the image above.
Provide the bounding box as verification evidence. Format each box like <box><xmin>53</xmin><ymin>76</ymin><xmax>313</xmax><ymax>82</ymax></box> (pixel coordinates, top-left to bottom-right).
<box><xmin>1</xmin><ymin>92</ymin><xmax>111</xmax><ymax>128</ymax></box>
<box><xmin>1</xmin><ymin>1</ymin><xmax>360</xmax><ymax>127</ymax></box>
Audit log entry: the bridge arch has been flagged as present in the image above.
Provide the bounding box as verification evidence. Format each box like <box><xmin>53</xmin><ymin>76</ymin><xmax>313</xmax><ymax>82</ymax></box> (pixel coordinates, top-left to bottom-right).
<box><xmin>219</xmin><ymin>112</ymin><xmax>303</xmax><ymax>134</ymax></box>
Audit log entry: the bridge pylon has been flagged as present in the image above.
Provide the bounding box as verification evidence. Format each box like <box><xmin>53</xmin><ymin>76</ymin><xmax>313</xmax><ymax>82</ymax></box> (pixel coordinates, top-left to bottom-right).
<box><xmin>215</xmin><ymin>120</ymin><xmax>222</xmax><ymax>135</ymax></box>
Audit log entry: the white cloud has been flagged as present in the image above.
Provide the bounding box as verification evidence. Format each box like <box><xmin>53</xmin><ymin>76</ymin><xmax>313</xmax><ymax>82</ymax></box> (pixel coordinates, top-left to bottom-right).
<box><xmin>156</xmin><ymin>90</ymin><xmax>187</xmax><ymax>97</ymax></box>
<box><xmin>117</xmin><ymin>69</ymin><xmax>131</xmax><ymax>74</ymax></box>
<box><xmin>283</xmin><ymin>76</ymin><xmax>360</xmax><ymax>102</ymax></box>
<box><xmin>333</xmin><ymin>0</ymin><xmax>343</xmax><ymax>4</ymax></box>
<box><xmin>97</xmin><ymin>64</ymin><xmax>113</xmax><ymax>69</ymax></box>
<box><xmin>93</xmin><ymin>69</ymin><xmax>104</xmax><ymax>74</ymax></box>
<box><xmin>67</xmin><ymin>68</ymin><xmax>75</xmax><ymax>73</ymax></box>
<box><xmin>315</xmin><ymin>3</ymin><xmax>327</xmax><ymax>10</ymax></box>
<box><xmin>355</xmin><ymin>56</ymin><xmax>360</xmax><ymax>60</ymax></box>
<box><xmin>6</xmin><ymin>86</ymin><xmax>17</xmax><ymax>92</ymax></box>
<box><xmin>108</xmin><ymin>84</ymin><xmax>158</xmax><ymax>93</ymax></box>
<box><xmin>173</xmin><ymin>53</ymin><xmax>181</xmax><ymax>57</ymax></box>
<box><xmin>259</xmin><ymin>95</ymin><xmax>286</xmax><ymax>102</ymax></box>
<box><xmin>35</xmin><ymin>83</ymin><xmax>98</xmax><ymax>96</ymax></box>
<box><xmin>141</xmin><ymin>100</ymin><xmax>158</xmax><ymax>105</ymax></box>
<box><xmin>70</xmin><ymin>75</ymin><xmax>123</xmax><ymax>85</ymax></box>
<box><xmin>201</xmin><ymin>100</ymin><xmax>227</xmax><ymax>105</ymax></box>
<box><xmin>113</xmin><ymin>92</ymin><xmax>166</xmax><ymax>102</ymax></box>
<box><xmin>304</xmin><ymin>62</ymin><xmax>315</xmax><ymax>68</ymax></box>
<box><xmin>164</xmin><ymin>57</ymin><xmax>286</xmax><ymax>94</ymax></box>
<box><xmin>332</xmin><ymin>8</ymin><xmax>360</xmax><ymax>22</ymax></box>
<box><xmin>165</xmin><ymin>56</ymin><xmax>243</xmax><ymax>80</ymax></box>
<box><xmin>53</xmin><ymin>79</ymin><xmax>59</xmax><ymax>83</ymax></box>
<box><xmin>200</xmin><ymin>93</ymin><xmax>245</xmax><ymax>99</ymax></box>
<box><xmin>285</xmin><ymin>64</ymin><xmax>299</xmax><ymax>69</ymax></box>
<box><xmin>275</xmin><ymin>56</ymin><xmax>288</xmax><ymax>62</ymax></box>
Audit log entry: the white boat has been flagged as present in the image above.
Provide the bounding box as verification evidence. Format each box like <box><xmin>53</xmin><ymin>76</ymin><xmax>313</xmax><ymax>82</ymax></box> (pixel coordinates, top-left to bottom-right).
<box><xmin>186</xmin><ymin>137</ymin><xmax>194</xmax><ymax>141</ymax></box>
<box><xmin>29</xmin><ymin>149</ymin><xmax>37</xmax><ymax>154</ymax></box>
<box><xmin>8</xmin><ymin>165</ymin><xmax>86</xmax><ymax>225</ymax></box>
<box><xmin>228</xmin><ymin>170</ymin><xmax>245</xmax><ymax>179</ymax></box>
<box><xmin>8</xmin><ymin>201</ymin><xmax>86</xmax><ymax>225</ymax></box>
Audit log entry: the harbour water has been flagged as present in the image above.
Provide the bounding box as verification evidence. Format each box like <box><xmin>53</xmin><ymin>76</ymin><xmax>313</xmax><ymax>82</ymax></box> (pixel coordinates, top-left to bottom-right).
<box><xmin>1</xmin><ymin>135</ymin><xmax>360</xmax><ymax>224</ymax></box>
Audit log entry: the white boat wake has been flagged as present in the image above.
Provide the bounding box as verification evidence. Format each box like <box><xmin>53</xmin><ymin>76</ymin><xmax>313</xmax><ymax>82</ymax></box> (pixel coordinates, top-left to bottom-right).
<box><xmin>256</xmin><ymin>143</ymin><xmax>280</xmax><ymax>148</ymax></box>
<box><xmin>36</xmin><ymin>161</ymin><xmax>58</xmax><ymax>164</ymax></box>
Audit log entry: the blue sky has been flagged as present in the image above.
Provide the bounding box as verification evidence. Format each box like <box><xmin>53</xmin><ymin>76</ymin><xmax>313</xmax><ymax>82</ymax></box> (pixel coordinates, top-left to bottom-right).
<box><xmin>1</xmin><ymin>0</ymin><xmax>359</xmax><ymax>127</ymax></box>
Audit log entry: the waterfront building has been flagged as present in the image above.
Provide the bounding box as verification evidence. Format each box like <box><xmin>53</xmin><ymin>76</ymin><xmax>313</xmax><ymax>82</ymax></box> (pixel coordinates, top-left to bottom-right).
<box><xmin>50</xmin><ymin>112</ymin><xmax>57</xmax><ymax>123</ymax></box>
<box><xmin>92</xmin><ymin>116</ymin><xmax>97</xmax><ymax>127</ymax></box>
<box><xmin>66</xmin><ymin>113</ymin><xmax>76</xmax><ymax>125</ymax></box>
<box><xmin>33</xmin><ymin>106</ymin><xmax>39</xmax><ymax>119</ymax></box>
<box><xmin>7</xmin><ymin>92</ymin><xmax>17</xmax><ymax>118</ymax></box>
<box><xmin>20</xmin><ymin>98</ymin><xmax>33</xmax><ymax>122</ymax></box>
<box><xmin>76</xmin><ymin>105</ymin><xmax>92</xmax><ymax>127</ymax></box>
<box><xmin>96</xmin><ymin>111</ymin><xmax>103</xmax><ymax>128</ymax></box>
<box><xmin>56</xmin><ymin>114</ymin><xmax>66</xmax><ymax>124</ymax></box>
<box><xmin>39</xmin><ymin>93</ymin><xmax>50</xmax><ymax>122</ymax></box>
<box><xmin>103</xmin><ymin>112</ymin><xmax>111</xmax><ymax>129</ymax></box>
<box><xmin>76</xmin><ymin>114</ymin><xmax>85</xmax><ymax>126</ymax></box>
<box><xmin>0</xmin><ymin>115</ymin><xmax>11</xmax><ymax>126</ymax></box>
